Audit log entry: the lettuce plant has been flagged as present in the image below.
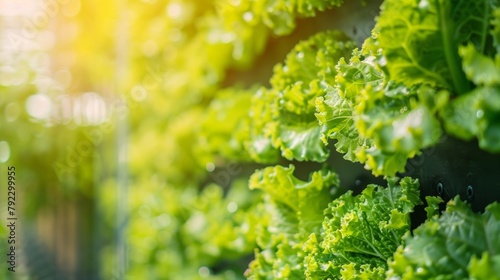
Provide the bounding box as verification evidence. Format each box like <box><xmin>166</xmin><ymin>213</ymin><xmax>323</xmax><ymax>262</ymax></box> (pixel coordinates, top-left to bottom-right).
<box><xmin>130</xmin><ymin>0</ymin><xmax>500</xmax><ymax>278</ymax></box>
<box><xmin>388</xmin><ymin>198</ymin><xmax>500</xmax><ymax>279</ymax></box>
<box><xmin>214</xmin><ymin>0</ymin><xmax>500</xmax><ymax>278</ymax></box>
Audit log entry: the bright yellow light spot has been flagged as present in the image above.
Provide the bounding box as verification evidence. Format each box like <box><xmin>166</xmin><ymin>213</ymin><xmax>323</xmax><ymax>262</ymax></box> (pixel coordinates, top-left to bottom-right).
<box><xmin>166</xmin><ymin>2</ymin><xmax>183</xmax><ymax>19</ymax></box>
<box><xmin>80</xmin><ymin>92</ymin><xmax>107</xmax><ymax>125</ymax></box>
<box><xmin>26</xmin><ymin>93</ymin><xmax>52</xmax><ymax>120</ymax></box>
<box><xmin>0</xmin><ymin>141</ymin><xmax>10</xmax><ymax>163</ymax></box>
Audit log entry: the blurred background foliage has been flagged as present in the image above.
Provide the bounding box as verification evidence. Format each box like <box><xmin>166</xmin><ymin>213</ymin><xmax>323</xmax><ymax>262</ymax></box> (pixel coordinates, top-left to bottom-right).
<box><xmin>0</xmin><ymin>0</ymin><xmax>377</xmax><ymax>279</ymax></box>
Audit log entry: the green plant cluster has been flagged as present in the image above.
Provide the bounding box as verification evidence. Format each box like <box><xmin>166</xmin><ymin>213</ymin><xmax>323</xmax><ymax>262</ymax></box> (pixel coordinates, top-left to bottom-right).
<box><xmin>2</xmin><ymin>0</ymin><xmax>500</xmax><ymax>279</ymax></box>
<box><xmin>178</xmin><ymin>0</ymin><xmax>500</xmax><ymax>278</ymax></box>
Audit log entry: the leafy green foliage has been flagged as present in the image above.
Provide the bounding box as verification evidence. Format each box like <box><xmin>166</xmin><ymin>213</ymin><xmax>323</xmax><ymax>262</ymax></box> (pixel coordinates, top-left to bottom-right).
<box><xmin>8</xmin><ymin>0</ymin><xmax>500</xmax><ymax>278</ymax></box>
<box><xmin>372</xmin><ymin>1</ymin><xmax>500</xmax><ymax>155</ymax></box>
<box><xmin>357</xmin><ymin>82</ymin><xmax>445</xmax><ymax>175</ymax></box>
<box><xmin>468</xmin><ymin>252</ymin><xmax>500</xmax><ymax>280</ymax></box>
<box><xmin>127</xmin><ymin>178</ymin><xmax>260</xmax><ymax>280</ymax></box>
<box><xmin>199</xmin><ymin>88</ymin><xmax>254</xmax><ymax>163</ymax></box>
<box><xmin>441</xmin><ymin>13</ymin><xmax>500</xmax><ymax>152</ymax></box>
<box><xmin>388</xmin><ymin>198</ymin><xmax>500</xmax><ymax>279</ymax></box>
<box><xmin>216</xmin><ymin>0</ymin><xmax>344</xmax><ymax>37</ymax></box>
<box><xmin>441</xmin><ymin>86</ymin><xmax>500</xmax><ymax>152</ymax></box>
<box><xmin>249</xmin><ymin>30</ymin><xmax>357</xmax><ymax>162</ymax></box>
<box><xmin>317</xmin><ymin>43</ymin><xmax>444</xmax><ymax>176</ymax></box>
<box><xmin>246</xmin><ymin>88</ymin><xmax>282</xmax><ymax>163</ymax></box>
<box><xmin>315</xmin><ymin>48</ymin><xmax>376</xmax><ymax>163</ymax></box>
<box><xmin>246</xmin><ymin>165</ymin><xmax>339</xmax><ymax>279</ymax></box>
<box><xmin>140</xmin><ymin>0</ymin><xmax>500</xmax><ymax>278</ymax></box>
<box><xmin>304</xmin><ymin>177</ymin><xmax>422</xmax><ymax>279</ymax></box>
<box><xmin>375</xmin><ymin>0</ymin><xmax>496</xmax><ymax>94</ymax></box>
<box><xmin>460</xmin><ymin>43</ymin><xmax>500</xmax><ymax>86</ymax></box>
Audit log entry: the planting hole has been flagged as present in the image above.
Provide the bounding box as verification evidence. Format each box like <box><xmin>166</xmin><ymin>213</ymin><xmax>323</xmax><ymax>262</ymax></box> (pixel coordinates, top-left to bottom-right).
<box><xmin>467</xmin><ymin>185</ymin><xmax>474</xmax><ymax>201</ymax></box>
<box><xmin>436</xmin><ymin>182</ymin><xmax>444</xmax><ymax>195</ymax></box>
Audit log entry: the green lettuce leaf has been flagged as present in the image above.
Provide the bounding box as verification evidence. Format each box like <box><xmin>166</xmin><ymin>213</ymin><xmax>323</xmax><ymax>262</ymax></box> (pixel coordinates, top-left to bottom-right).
<box><xmin>247</xmin><ymin>88</ymin><xmax>282</xmax><ymax>164</ymax></box>
<box><xmin>357</xmin><ymin>82</ymin><xmax>445</xmax><ymax>176</ymax></box>
<box><xmin>246</xmin><ymin>165</ymin><xmax>339</xmax><ymax>279</ymax></box>
<box><xmin>211</xmin><ymin>0</ymin><xmax>346</xmax><ymax>70</ymax></box>
<box><xmin>315</xmin><ymin>49</ymin><xmax>379</xmax><ymax>163</ymax></box>
<box><xmin>250</xmin><ymin>30</ymin><xmax>357</xmax><ymax>162</ymax></box>
<box><xmin>249</xmin><ymin>164</ymin><xmax>339</xmax><ymax>239</ymax></box>
<box><xmin>469</xmin><ymin>252</ymin><xmax>500</xmax><ymax>280</ymax></box>
<box><xmin>439</xmin><ymin>6</ymin><xmax>500</xmax><ymax>152</ymax></box>
<box><xmin>304</xmin><ymin>177</ymin><xmax>422</xmax><ymax>279</ymax></box>
<box><xmin>199</xmin><ymin>88</ymin><xmax>254</xmax><ymax>164</ymax></box>
<box><xmin>358</xmin><ymin>83</ymin><xmax>443</xmax><ymax>154</ymax></box>
<box><xmin>317</xmin><ymin>40</ymin><xmax>444</xmax><ymax>176</ymax></box>
<box><xmin>217</xmin><ymin>0</ymin><xmax>344</xmax><ymax>36</ymax></box>
<box><xmin>459</xmin><ymin>43</ymin><xmax>500</xmax><ymax>86</ymax></box>
<box><xmin>375</xmin><ymin>0</ymin><xmax>496</xmax><ymax>94</ymax></box>
<box><xmin>442</xmin><ymin>86</ymin><xmax>500</xmax><ymax>152</ymax></box>
<box><xmin>387</xmin><ymin>197</ymin><xmax>500</xmax><ymax>279</ymax></box>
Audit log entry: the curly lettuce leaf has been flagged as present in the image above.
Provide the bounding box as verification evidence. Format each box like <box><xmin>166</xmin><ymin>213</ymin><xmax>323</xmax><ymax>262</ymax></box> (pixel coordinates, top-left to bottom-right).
<box><xmin>358</xmin><ymin>83</ymin><xmax>444</xmax><ymax>154</ymax></box>
<box><xmin>315</xmin><ymin>47</ymin><xmax>379</xmax><ymax>162</ymax></box>
<box><xmin>387</xmin><ymin>198</ymin><xmax>500</xmax><ymax>279</ymax></box>
<box><xmin>249</xmin><ymin>164</ymin><xmax>339</xmax><ymax>236</ymax></box>
<box><xmin>357</xmin><ymin>82</ymin><xmax>445</xmax><ymax>175</ymax></box>
<box><xmin>275</xmin><ymin>121</ymin><xmax>330</xmax><ymax>164</ymax></box>
<box><xmin>303</xmin><ymin>232</ymin><xmax>389</xmax><ymax>280</ymax></box>
<box><xmin>216</xmin><ymin>0</ymin><xmax>344</xmax><ymax>36</ymax></box>
<box><xmin>375</xmin><ymin>0</ymin><xmax>496</xmax><ymax>94</ymax></box>
<box><xmin>270</xmin><ymin>31</ymin><xmax>354</xmax><ymax>90</ymax></box>
<box><xmin>317</xmin><ymin>42</ymin><xmax>443</xmax><ymax>176</ymax></box>
<box><xmin>271</xmin><ymin>80</ymin><xmax>332</xmax><ymax>162</ymax></box>
<box><xmin>304</xmin><ymin>177</ymin><xmax>422</xmax><ymax>279</ymax></box>
<box><xmin>246</xmin><ymin>202</ymin><xmax>305</xmax><ymax>280</ymax></box>
<box><xmin>251</xmin><ymin>30</ymin><xmax>357</xmax><ymax>162</ymax></box>
<box><xmin>315</xmin><ymin>87</ymin><xmax>364</xmax><ymax>163</ymax></box>
<box><xmin>246</xmin><ymin>165</ymin><xmax>339</xmax><ymax>279</ymax></box>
